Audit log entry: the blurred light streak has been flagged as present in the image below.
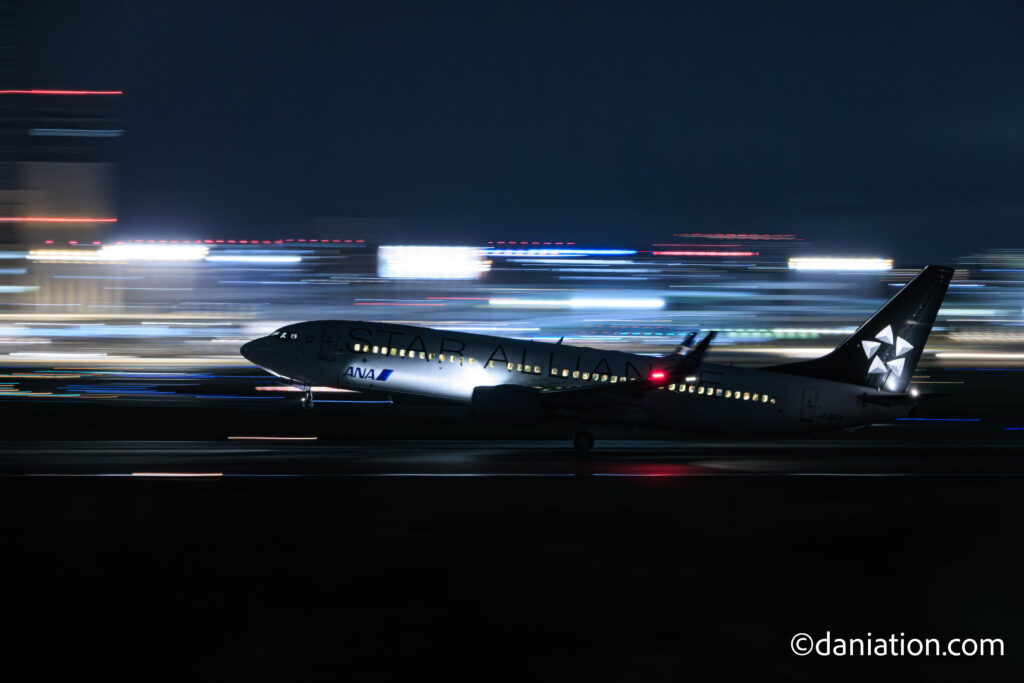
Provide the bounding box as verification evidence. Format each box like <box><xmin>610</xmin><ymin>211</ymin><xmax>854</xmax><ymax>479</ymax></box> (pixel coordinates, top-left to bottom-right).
<box><xmin>206</xmin><ymin>255</ymin><xmax>301</xmax><ymax>263</ymax></box>
<box><xmin>727</xmin><ymin>346</ymin><xmax>836</xmax><ymax>358</ymax></box>
<box><xmin>29</xmin><ymin>128</ymin><xmax>123</xmax><ymax>137</ymax></box>
<box><xmin>788</xmin><ymin>257</ymin><xmax>893</xmax><ymax>271</ymax></box>
<box><xmin>652</xmin><ymin>251</ymin><xmax>758</xmax><ymax>257</ymax></box>
<box><xmin>0</xmin><ymin>89</ymin><xmax>122</xmax><ymax>95</ymax></box>
<box><xmin>379</xmin><ymin>246</ymin><xmax>491</xmax><ymax>279</ymax></box>
<box><xmin>0</xmin><ymin>217</ymin><xmax>117</xmax><ymax>223</ymax></box>
<box><xmin>488</xmin><ymin>297</ymin><xmax>664</xmax><ymax>309</ymax></box>
<box><xmin>508</xmin><ymin>259</ymin><xmax>637</xmax><ymax>266</ymax></box>
<box><xmin>675</xmin><ymin>233</ymin><xmax>797</xmax><ymax>240</ymax></box>
<box><xmin>227</xmin><ymin>436</ymin><xmax>318</xmax><ymax>440</ymax></box>
<box><xmin>435</xmin><ymin>326</ymin><xmax>541</xmax><ymax>333</ymax></box>
<box><xmin>935</xmin><ymin>352</ymin><xmax>1024</xmax><ymax>360</ymax></box>
<box><xmin>131</xmin><ymin>472</ymin><xmax>223</xmax><ymax>477</ymax></box>
<box><xmin>101</xmin><ymin>244</ymin><xmax>209</xmax><ymax>261</ymax></box>
<box><xmin>254</xmin><ymin>385</ymin><xmax>354</xmax><ymax>392</ymax></box>
<box><xmin>950</xmin><ymin>332</ymin><xmax>1024</xmax><ymax>342</ymax></box>
<box><xmin>938</xmin><ymin>308</ymin><xmax>998</xmax><ymax>316</ymax></box>
<box><xmin>10</xmin><ymin>352</ymin><xmax>107</xmax><ymax>359</ymax></box>
<box><xmin>487</xmin><ymin>248</ymin><xmax>635</xmax><ymax>256</ymax></box>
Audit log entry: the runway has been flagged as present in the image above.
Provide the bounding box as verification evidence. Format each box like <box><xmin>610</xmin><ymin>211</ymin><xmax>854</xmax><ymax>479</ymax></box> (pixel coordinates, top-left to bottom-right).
<box><xmin>3</xmin><ymin>436</ymin><xmax>1023</xmax><ymax>477</ymax></box>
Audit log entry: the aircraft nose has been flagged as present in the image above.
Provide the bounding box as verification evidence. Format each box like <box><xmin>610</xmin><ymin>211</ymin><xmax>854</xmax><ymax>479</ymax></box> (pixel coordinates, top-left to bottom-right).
<box><xmin>240</xmin><ymin>339</ymin><xmax>271</xmax><ymax>365</ymax></box>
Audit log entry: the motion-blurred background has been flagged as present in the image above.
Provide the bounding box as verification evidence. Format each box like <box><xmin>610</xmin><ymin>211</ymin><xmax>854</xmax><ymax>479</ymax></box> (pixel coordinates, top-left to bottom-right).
<box><xmin>2</xmin><ymin>1</ymin><xmax>1023</xmax><ymax>410</ymax></box>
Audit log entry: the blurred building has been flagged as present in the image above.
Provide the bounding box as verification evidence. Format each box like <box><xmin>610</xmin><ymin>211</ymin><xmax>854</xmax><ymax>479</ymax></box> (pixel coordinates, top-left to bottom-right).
<box><xmin>0</xmin><ymin>88</ymin><xmax>121</xmax><ymax>245</ymax></box>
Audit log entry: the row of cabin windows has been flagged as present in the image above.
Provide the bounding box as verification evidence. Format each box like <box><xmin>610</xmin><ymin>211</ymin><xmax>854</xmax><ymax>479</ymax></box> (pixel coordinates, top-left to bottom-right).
<box><xmin>354</xmin><ymin>343</ymin><xmax>476</xmax><ymax>364</ymax></box>
<box><xmin>350</xmin><ymin>344</ymin><xmax>773</xmax><ymax>401</ymax></box>
<box><xmin>352</xmin><ymin>343</ymin><xmax>628</xmax><ymax>379</ymax></box>
<box><xmin>664</xmin><ymin>382</ymin><xmax>776</xmax><ymax>404</ymax></box>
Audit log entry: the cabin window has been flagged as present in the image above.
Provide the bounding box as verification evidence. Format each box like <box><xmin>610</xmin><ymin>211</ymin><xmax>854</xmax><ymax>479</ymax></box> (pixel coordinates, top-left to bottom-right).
<box><xmin>697</xmin><ymin>386</ymin><xmax>705</xmax><ymax>395</ymax></box>
<box><xmin>391</xmin><ymin>348</ymin><xmax>397</xmax><ymax>356</ymax></box>
<box><xmin>372</xmin><ymin>345</ymin><xmax>379</xmax><ymax>354</ymax></box>
<box><xmin>752</xmin><ymin>393</ymin><xmax>759</xmax><ymax>401</ymax></box>
<box><xmin>610</xmin><ymin>376</ymin><xmax>618</xmax><ymax>383</ymax></box>
<box><xmin>451</xmin><ymin>355</ymin><xmax>458</xmax><ymax>363</ymax></box>
<box><xmin>582</xmin><ymin>372</ymin><xmax>590</xmax><ymax>380</ymax></box>
<box><xmin>688</xmin><ymin>385</ymin><xmax>695</xmax><ymax>394</ymax></box>
<box><xmin>770</xmin><ymin>398</ymin><xmax>776</xmax><ymax>404</ymax></box>
<box><xmin>761</xmin><ymin>394</ymin><xmax>767</xmax><ymax>403</ymax></box>
<box><xmin>533</xmin><ymin>365</ymin><xmax>541</xmax><ymax>374</ymax></box>
<box><xmin>352</xmin><ymin>343</ymin><xmax>361</xmax><ymax>352</ymax></box>
<box><xmin>398</xmin><ymin>349</ymin><xmax>406</xmax><ymax>357</ymax></box>
<box><xmin>439</xmin><ymin>354</ymin><xmax>446</xmax><ymax>362</ymax></box>
<box><xmin>507</xmin><ymin>362</ymin><xmax>514</xmax><ymax>371</ymax></box>
<box><xmin>516</xmin><ymin>363</ymin><xmax>523</xmax><ymax>372</ymax></box>
<box><xmin>668</xmin><ymin>383</ymin><xmax>676</xmax><ymax>391</ymax></box>
<box><xmin>734</xmin><ymin>391</ymin><xmax>741</xmax><ymax>399</ymax></box>
<box><xmin>743</xmin><ymin>392</ymin><xmax>750</xmax><ymax>400</ymax></box>
<box><xmin>487</xmin><ymin>360</ymin><xmax>495</xmax><ymax>368</ymax></box>
<box><xmin>724</xmin><ymin>390</ymin><xmax>732</xmax><ymax>398</ymax></box>
<box><xmin>468</xmin><ymin>358</ymin><xmax>475</xmax><ymax>364</ymax></box>
<box><xmin>572</xmin><ymin>370</ymin><xmax>580</xmax><ymax>379</ymax></box>
<box><xmin>428</xmin><ymin>353</ymin><xmax>435</xmax><ymax>360</ymax></box>
<box><xmin>420</xmin><ymin>351</ymin><xmax>426</xmax><ymax>360</ymax></box>
<box><xmin>561</xmin><ymin>369</ymin><xmax>569</xmax><ymax>378</ymax></box>
<box><xmin>715</xmin><ymin>388</ymin><xmax>723</xmax><ymax>397</ymax></box>
<box><xmin>551</xmin><ymin>368</ymin><xmax>559</xmax><ymax>376</ymax></box>
<box><xmin>601</xmin><ymin>374</ymin><xmax>609</xmax><ymax>382</ymax></box>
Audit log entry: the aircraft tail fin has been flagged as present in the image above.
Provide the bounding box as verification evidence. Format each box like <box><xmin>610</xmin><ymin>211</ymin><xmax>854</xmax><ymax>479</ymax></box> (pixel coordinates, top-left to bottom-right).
<box><xmin>768</xmin><ymin>265</ymin><xmax>953</xmax><ymax>391</ymax></box>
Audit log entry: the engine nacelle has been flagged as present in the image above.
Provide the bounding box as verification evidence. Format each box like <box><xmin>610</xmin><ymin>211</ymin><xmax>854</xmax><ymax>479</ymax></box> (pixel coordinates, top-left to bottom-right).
<box><xmin>471</xmin><ymin>385</ymin><xmax>542</xmax><ymax>423</ymax></box>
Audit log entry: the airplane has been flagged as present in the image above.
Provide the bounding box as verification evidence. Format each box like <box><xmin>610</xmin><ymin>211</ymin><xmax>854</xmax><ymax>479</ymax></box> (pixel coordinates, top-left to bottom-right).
<box><xmin>240</xmin><ymin>265</ymin><xmax>953</xmax><ymax>453</ymax></box>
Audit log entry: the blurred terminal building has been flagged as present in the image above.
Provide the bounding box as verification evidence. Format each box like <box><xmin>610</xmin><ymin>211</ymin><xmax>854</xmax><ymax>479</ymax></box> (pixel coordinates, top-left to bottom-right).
<box><xmin>0</xmin><ymin>86</ymin><xmax>121</xmax><ymax>308</ymax></box>
<box><xmin>0</xmin><ymin>78</ymin><xmax>1019</xmax><ymax>366</ymax></box>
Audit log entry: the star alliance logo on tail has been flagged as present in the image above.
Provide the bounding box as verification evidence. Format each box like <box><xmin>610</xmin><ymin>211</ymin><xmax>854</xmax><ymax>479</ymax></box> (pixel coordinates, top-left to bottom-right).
<box><xmin>862</xmin><ymin>324</ymin><xmax>913</xmax><ymax>381</ymax></box>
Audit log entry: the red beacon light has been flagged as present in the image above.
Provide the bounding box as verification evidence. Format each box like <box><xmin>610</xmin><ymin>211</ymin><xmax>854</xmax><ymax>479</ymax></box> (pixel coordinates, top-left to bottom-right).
<box><xmin>649</xmin><ymin>370</ymin><xmax>667</xmax><ymax>382</ymax></box>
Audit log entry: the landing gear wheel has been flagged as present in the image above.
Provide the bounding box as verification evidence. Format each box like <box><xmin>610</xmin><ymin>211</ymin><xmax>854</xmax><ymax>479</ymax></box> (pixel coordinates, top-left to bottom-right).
<box><xmin>300</xmin><ymin>389</ymin><xmax>314</xmax><ymax>411</ymax></box>
<box><xmin>573</xmin><ymin>427</ymin><xmax>595</xmax><ymax>455</ymax></box>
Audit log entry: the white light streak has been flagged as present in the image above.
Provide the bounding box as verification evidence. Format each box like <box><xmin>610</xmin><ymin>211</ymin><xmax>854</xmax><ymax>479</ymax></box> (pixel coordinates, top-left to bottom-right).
<box><xmin>28</xmin><ymin>244</ymin><xmax>210</xmax><ymax>263</ymax></box>
<box><xmin>378</xmin><ymin>246</ymin><xmax>491</xmax><ymax>279</ymax></box>
<box><xmin>206</xmin><ymin>255</ymin><xmax>301</xmax><ymax>263</ymax></box>
<box><xmin>935</xmin><ymin>352</ymin><xmax>1024</xmax><ymax>360</ymax></box>
<box><xmin>488</xmin><ymin>297</ymin><xmax>664</xmax><ymax>309</ymax></box>
<box><xmin>788</xmin><ymin>257</ymin><xmax>893</xmax><ymax>271</ymax></box>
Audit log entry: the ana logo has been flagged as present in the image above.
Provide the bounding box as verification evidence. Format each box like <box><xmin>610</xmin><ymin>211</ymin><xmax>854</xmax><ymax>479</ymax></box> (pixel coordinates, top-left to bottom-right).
<box><xmin>862</xmin><ymin>324</ymin><xmax>913</xmax><ymax>379</ymax></box>
<box><xmin>345</xmin><ymin>367</ymin><xmax>394</xmax><ymax>381</ymax></box>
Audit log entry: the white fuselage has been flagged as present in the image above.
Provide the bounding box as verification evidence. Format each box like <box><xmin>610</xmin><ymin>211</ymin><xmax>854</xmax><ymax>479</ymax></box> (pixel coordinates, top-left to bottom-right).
<box><xmin>242</xmin><ymin>320</ymin><xmax>911</xmax><ymax>435</ymax></box>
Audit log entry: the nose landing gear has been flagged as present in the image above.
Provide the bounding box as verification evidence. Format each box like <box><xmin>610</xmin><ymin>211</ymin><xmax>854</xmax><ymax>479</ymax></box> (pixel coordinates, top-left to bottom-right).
<box><xmin>300</xmin><ymin>388</ymin><xmax>314</xmax><ymax>411</ymax></box>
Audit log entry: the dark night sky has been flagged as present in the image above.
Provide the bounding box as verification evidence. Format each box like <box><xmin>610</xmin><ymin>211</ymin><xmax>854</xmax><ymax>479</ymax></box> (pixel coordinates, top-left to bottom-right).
<box><xmin>20</xmin><ymin>1</ymin><xmax>1024</xmax><ymax>261</ymax></box>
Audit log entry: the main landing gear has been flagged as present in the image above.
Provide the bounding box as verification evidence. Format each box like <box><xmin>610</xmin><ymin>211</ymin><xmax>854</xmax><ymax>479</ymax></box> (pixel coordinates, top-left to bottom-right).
<box><xmin>299</xmin><ymin>388</ymin><xmax>314</xmax><ymax>411</ymax></box>
<box><xmin>573</xmin><ymin>427</ymin><xmax>595</xmax><ymax>455</ymax></box>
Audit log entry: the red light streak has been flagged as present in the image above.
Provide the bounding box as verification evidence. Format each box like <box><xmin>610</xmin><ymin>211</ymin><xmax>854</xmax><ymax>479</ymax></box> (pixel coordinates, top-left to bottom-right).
<box><xmin>0</xmin><ymin>89</ymin><xmax>122</xmax><ymax>95</ymax></box>
<box><xmin>649</xmin><ymin>370</ymin><xmax>667</xmax><ymax>381</ymax></box>
<box><xmin>0</xmin><ymin>217</ymin><xmax>117</xmax><ymax>223</ymax></box>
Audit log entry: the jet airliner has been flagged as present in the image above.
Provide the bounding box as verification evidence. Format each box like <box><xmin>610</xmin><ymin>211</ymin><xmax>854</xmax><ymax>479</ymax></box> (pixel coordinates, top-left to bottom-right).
<box><xmin>240</xmin><ymin>265</ymin><xmax>953</xmax><ymax>452</ymax></box>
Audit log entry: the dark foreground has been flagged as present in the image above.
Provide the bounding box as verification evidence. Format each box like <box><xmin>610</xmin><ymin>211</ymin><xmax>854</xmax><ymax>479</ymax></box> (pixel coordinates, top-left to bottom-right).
<box><xmin>1</xmin><ymin>435</ymin><xmax>1023</xmax><ymax>681</ymax></box>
